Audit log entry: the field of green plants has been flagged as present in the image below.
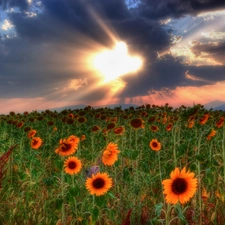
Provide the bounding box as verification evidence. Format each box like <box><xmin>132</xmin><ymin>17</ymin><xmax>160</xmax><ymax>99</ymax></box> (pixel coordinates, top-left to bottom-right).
<box><xmin>0</xmin><ymin>103</ymin><xmax>225</xmax><ymax>225</ymax></box>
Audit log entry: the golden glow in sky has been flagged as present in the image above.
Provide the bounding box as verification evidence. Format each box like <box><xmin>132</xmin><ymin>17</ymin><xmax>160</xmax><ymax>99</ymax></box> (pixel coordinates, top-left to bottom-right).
<box><xmin>93</xmin><ymin>41</ymin><xmax>142</xmax><ymax>82</ymax></box>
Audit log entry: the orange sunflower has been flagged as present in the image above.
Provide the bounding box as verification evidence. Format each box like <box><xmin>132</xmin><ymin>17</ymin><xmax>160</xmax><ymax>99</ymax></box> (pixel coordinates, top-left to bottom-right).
<box><xmin>31</xmin><ymin>137</ymin><xmax>42</xmax><ymax>149</ymax></box>
<box><xmin>113</xmin><ymin>126</ymin><xmax>125</xmax><ymax>135</ymax></box>
<box><xmin>64</xmin><ymin>156</ymin><xmax>82</xmax><ymax>175</ymax></box>
<box><xmin>166</xmin><ymin>123</ymin><xmax>173</xmax><ymax>131</ymax></box>
<box><xmin>55</xmin><ymin>138</ymin><xmax>77</xmax><ymax>156</ymax></box>
<box><xmin>162</xmin><ymin>167</ymin><xmax>197</xmax><ymax>204</ymax></box>
<box><xmin>216</xmin><ymin>117</ymin><xmax>224</xmax><ymax>128</ymax></box>
<box><xmin>102</xmin><ymin>142</ymin><xmax>120</xmax><ymax>166</ymax></box>
<box><xmin>67</xmin><ymin>135</ymin><xmax>80</xmax><ymax>146</ymax></box>
<box><xmin>150</xmin><ymin>125</ymin><xmax>159</xmax><ymax>132</ymax></box>
<box><xmin>206</xmin><ymin>129</ymin><xmax>216</xmax><ymax>141</ymax></box>
<box><xmin>28</xmin><ymin>129</ymin><xmax>36</xmax><ymax>138</ymax></box>
<box><xmin>149</xmin><ymin>139</ymin><xmax>161</xmax><ymax>151</ymax></box>
<box><xmin>199</xmin><ymin>113</ymin><xmax>209</xmax><ymax>125</ymax></box>
<box><xmin>85</xmin><ymin>172</ymin><xmax>112</xmax><ymax>196</ymax></box>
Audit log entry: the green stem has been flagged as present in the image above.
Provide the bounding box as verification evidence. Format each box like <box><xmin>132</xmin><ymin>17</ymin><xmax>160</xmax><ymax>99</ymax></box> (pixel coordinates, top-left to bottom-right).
<box><xmin>222</xmin><ymin>124</ymin><xmax>225</xmax><ymax>183</ymax></box>
<box><xmin>197</xmin><ymin>136</ymin><xmax>202</xmax><ymax>225</ymax></box>
<box><xmin>158</xmin><ymin>152</ymin><xmax>165</xmax><ymax>205</ymax></box>
<box><xmin>61</xmin><ymin>166</ymin><xmax>65</xmax><ymax>225</ymax></box>
<box><xmin>172</xmin><ymin>126</ymin><xmax>177</xmax><ymax>167</ymax></box>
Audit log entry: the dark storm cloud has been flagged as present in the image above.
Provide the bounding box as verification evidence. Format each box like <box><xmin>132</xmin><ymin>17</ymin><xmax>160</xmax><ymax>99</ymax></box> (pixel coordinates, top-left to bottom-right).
<box><xmin>136</xmin><ymin>0</ymin><xmax>225</xmax><ymax>20</ymax></box>
<box><xmin>190</xmin><ymin>41</ymin><xmax>225</xmax><ymax>64</ymax></box>
<box><xmin>187</xmin><ymin>65</ymin><xmax>225</xmax><ymax>82</ymax></box>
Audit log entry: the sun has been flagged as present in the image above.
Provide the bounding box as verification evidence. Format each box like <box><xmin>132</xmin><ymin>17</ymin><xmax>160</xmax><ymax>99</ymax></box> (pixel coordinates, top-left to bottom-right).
<box><xmin>93</xmin><ymin>42</ymin><xmax>142</xmax><ymax>82</ymax></box>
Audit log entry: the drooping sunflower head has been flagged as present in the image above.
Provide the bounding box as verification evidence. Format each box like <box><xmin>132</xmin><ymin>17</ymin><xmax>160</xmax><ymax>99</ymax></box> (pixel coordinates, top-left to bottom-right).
<box><xmin>149</xmin><ymin>139</ymin><xmax>161</xmax><ymax>151</ymax></box>
<box><xmin>166</xmin><ymin>123</ymin><xmax>173</xmax><ymax>131</ymax></box>
<box><xmin>28</xmin><ymin>129</ymin><xmax>37</xmax><ymax>138</ymax></box>
<box><xmin>16</xmin><ymin>122</ymin><xmax>24</xmax><ymax>128</ymax></box>
<box><xmin>162</xmin><ymin>167</ymin><xmax>197</xmax><ymax>204</ymax></box>
<box><xmin>102</xmin><ymin>142</ymin><xmax>120</xmax><ymax>166</ymax></box>
<box><xmin>199</xmin><ymin>113</ymin><xmax>209</xmax><ymax>125</ymax></box>
<box><xmin>64</xmin><ymin>156</ymin><xmax>82</xmax><ymax>175</ymax></box>
<box><xmin>216</xmin><ymin>116</ymin><xmax>224</xmax><ymax>128</ymax></box>
<box><xmin>67</xmin><ymin>135</ymin><xmax>80</xmax><ymax>146</ymax></box>
<box><xmin>91</xmin><ymin>125</ymin><xmax>101</xmax><ymax>133</ymax></box>
<box><xmin>55</xmin><ymin>139</ymin><xmax>76</xmax><ymax>156</ymax></box>
<box><xmin>31</xmin><ymin>137</ymin><xmax>42</xmax><ymax>150</ymax></box>
<box><xmin>85</xmin><ymin>172</ymin><xmax>112</xmax><ymax>196</ymax></box>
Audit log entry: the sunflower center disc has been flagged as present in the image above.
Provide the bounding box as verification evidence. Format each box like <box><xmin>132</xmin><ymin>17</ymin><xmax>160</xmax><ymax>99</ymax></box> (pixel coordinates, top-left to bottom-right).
<box><xmin>172</xmin><ymin>178</ymin><xmax>188</xmax><ymax>194</ymax></box>
<box><xmin>93</xmin><ymin>178</ymin><xmax>105</xmax><ymax>189</ymax></box>
<box><xmin>68</xmin><ymin>161</ymin><xmax>77</xmax><ymax>169</ymax></box>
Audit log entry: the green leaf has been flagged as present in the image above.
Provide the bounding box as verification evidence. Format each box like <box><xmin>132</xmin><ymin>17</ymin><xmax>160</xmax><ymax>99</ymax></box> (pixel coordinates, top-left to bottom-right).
<box><xmin>92</xmin><ymin>207</ymin><xmax>99</xmax><ymax>222</ymax></box>
<box><xmin>155</xmin><ymin>203</ymin><xmax>163</xmax><ymax>218</ymax></box>
<box><xmin>107</xmin><ymin>191</ymin><xmax>117</xmax><ymax>199</ymax></box>
<box><xmin>174</xmin><ymin>204</ymin><xmax>188</xmax><ymax>224</ymax></box>
<box><xmin>95</xmin><ymin>195</ymin><xmax>106</xmax><ymax>207</ymax></box>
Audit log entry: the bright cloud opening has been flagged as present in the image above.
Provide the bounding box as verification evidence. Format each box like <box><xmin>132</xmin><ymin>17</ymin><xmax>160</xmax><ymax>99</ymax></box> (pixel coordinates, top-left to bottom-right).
<box><xmin>93</xmin><ymin>41</ymin><xmax>143</xmax><ymax>82</ymax></box>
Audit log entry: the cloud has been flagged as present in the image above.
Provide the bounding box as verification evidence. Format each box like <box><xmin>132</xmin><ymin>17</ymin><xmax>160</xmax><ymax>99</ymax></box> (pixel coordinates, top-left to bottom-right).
<box><xmin>0</xmin><ymin>0</ymin><xmax>29</xmax><ymax>11</ymax></box>
<box><xmin>136</xmin><ymin>0</ymin><xmax>225</xmax><ymax>20</ymax></box>
<box><xmin>190</xmin><ymin>40</ymin><xmax>225</xmax><ymax>65</ymax></box>
<box><xmin>1</xmin><ymin>19</ymin><xmax>14</xmax><ymax>30</ymax></box>
<box><xmin>201</xmin><ymin>31</ymin><xmax>225</xmax><ymax>40</ymax></box>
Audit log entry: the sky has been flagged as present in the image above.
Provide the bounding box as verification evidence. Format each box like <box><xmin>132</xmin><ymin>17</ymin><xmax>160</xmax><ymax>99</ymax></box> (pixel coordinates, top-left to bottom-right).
<box><xmin>0</xmin><ymin>0</ymin><xmax>225</xmax><ymax>114</ymax></box>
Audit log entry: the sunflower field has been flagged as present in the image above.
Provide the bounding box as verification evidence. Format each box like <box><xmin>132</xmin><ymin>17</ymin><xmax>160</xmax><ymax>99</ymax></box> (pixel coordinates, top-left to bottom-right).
<box><xmin>0</xmin><ymin>103</ymin><xmax>225</xmax><ymax>225</ymax></box>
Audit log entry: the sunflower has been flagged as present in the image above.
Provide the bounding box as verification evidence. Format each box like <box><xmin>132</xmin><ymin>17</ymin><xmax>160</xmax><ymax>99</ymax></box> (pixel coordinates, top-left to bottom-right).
<box><xmin>77</xmin><ymin>116</ymin><xmax>87</xmax><ymax>123</ymax></box>
<box><xmin>67</xmin><ymin>135</ymin><xmax>80</xmax><ymax>146</ymax></box>
<box><xmin>31</xmin><ymin>137</ymin><xmax>42</xmax><ymax>149</ymax></box>
<box><xmin>102</xmin><ymin>142</ymin><xmax>120</xmax><ymax>166</ymax></box>
<box><xmin>166</xmin><ymin>123</ymin><xmax>173</xmax><ymax>131</ymax></box>
<box><xmin>27</xmin><ymin>130</ymin><xmax>37</xmax><ymax>138</ymax></box>
<box><xmin>55</xmin><ymin>138</ymin><xmax>77</xmax><ymax>156</ymax></box>
<box><xmin>149</xmin><ymin>139</ymin><xmax>161</xmax><ymax>151</ymax></box>
<box><xmin>199</xmin><ymin>113</ymin><xmax>209</xmax><ymax>125</ymax></box>
<box><xmin>130</xmin><ymin>118</ymin><xmax>144</xmax><ymax>129</ymax></box>
<box><xmin>187</xmin><ymin>120</ymin><xmax>195</xmax><ymax>128</ymax></box>
<box><xmin>64</xmin><ymin>156</ymin><xmax>82</xmax><ymax>175</ymax></box>
<box><xmin>24</xmin><ymin>126</ymin><xmax>32</xmax><ymax>132</ymax></box>
<box><xmin>91</xmin><ymin>125</ymin><xmax>101</xmax><ymax>133</ymax></box>
<box><xmin>162</xmin><ymin>167</ymin><xmax>197</xmax><ymax>204</ymax></box>
<box><xmin>16</xmin><ymin>122</ymin><xmax>24</xmax><ymax>128</ymax></box>
<box><xmin>206</xmin><ymin>129</ymin><xmax>216</xmax><ymax>141</ymax></box>
<box><xmin>66</xmin><ymin>118</ymin><xmax>75</xmax><ymax>125</ymax></box>
<box><xmin>107</xmin><ymin>122</ymin><xmax>116</xmax><ymax>130</ymax></box>
<box><xmin>85</xmin><ymin>172</ymin><xmax>112</xmax><ymax>196</ymax></box>
<box><xmin>216</xmin><ymin>117</ymin><xmax>224</xmax><ymax>128</ymax></box>
<box><xmin>113</xmin><ymin>126</ymin><xmax>125</xmax><ymax>135</ymax></box>
<box><xmin>150</xmin><ymin>125</ymin><xmax>159</xmax><ymax>132</ymax></box>
<box><xmin>81</xmin><ymin>134</ymin><xmax>86</xmax><ymax>141</ymax></box>
<box><xmin>47</xmin><ymin>120</ymin><xmax>55</xmax><ymax>126</ymax></box>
